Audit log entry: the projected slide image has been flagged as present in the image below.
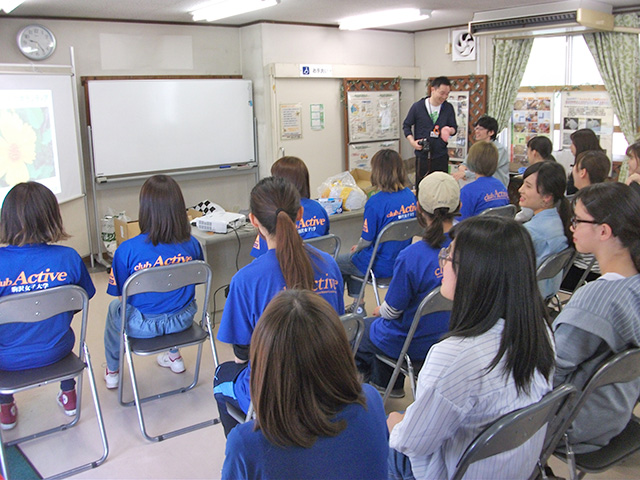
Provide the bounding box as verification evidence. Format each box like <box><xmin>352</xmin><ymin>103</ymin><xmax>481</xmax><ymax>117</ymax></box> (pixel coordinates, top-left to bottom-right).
<box><xmin>0</xmin><ymin>89</ymin><xmax>61</xmax><ymax>196</ymax></box>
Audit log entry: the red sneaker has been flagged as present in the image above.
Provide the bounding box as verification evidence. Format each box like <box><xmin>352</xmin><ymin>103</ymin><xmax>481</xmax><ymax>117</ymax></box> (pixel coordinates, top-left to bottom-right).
<box><xmin>0</xmin><ymin>402</ymin><xmax>17</xmax><ymax>430</ymax></box>
<box><xmin>56</xmin><ymin>389</ymin><xmax>77</xmax><ymax>416</ymax></box>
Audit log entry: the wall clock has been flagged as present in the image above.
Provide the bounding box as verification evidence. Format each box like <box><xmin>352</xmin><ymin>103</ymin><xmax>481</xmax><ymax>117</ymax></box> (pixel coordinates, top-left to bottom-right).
<box><xmin>17</xmin><ymin>24</ymin><xmax>56</xmax><ymax>61</ymax></box>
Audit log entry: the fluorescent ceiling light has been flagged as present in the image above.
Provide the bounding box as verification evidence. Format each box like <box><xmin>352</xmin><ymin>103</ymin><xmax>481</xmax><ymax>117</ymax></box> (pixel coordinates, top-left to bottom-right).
<box><xmin>191</xmin><ymin>0</ymin><xmax>279</xmax><ymax>22</ymax></box>
<box><xmin>0</xmin><ymin>0</ymin><xmax>26</xmax><ymax>13</ymax></box>
<box><xmin>339</xmin><ymin>8</ymin><xmax>432</xmax><ymax>30</ymax></box>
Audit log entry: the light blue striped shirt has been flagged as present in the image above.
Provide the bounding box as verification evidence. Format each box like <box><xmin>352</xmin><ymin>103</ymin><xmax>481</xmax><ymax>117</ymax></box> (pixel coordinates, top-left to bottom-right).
<box><xmin>389</xmin><ymin>320</ymin><xmax>552</xmax><ymax>480</ymax></box>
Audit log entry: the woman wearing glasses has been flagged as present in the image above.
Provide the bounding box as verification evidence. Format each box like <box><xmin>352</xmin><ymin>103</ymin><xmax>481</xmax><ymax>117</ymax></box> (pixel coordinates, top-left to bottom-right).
<box><xmin>388</xmin><ymin>216</ymin><xmax>554</xmax><ymax>479</ymax></box>
<box><xmin>553</xmin><ymin>182</ymin><xmax>640</xmax><ymax>454</ymax></box>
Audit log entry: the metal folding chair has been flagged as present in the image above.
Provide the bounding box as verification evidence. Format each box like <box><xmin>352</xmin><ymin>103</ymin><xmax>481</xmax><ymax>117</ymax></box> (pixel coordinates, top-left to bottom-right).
<box><xmin>551</xmin><ymin>348</ymin><xmax>640</xmax><ymax>480</ymax></box>
<box><xmin>340</xmin><ymin>312</ymin><xmax>364</xmax><ymax>354</ymax></box>
<box><xmin>452</xmin><ymin>384</ymin><xmax>576</xmax><ymax>480</ymax></box>
<box><xmin>479</xmin><ymin>204</ymin><xmax>517</xmax><ymax>218</ymax></box>
<box><xmin>375</xmin><ymin>286</ymin><xmax>452</xmax><ymax>405</ymax></box>
<box><xmin>351</xmin><ymin>218</ymin><xmax>422</xmax><ymax>308</ymax></box>
<box><xmin>117</xmin><ymin>260</ymin><xmax>219</xmax><ymax>441</ymax></box>
<box><xmin>0</xmin><ymin>286</ymin><xmax>109</xmax><ymax>480</ymax></box>
<box><xmin>304</xmin><ymin>233</ymin><xmax>341</xmax><ymax>259</ymax></box>
<box><xmin>536</xmin><ymin>247</ymin><xmax>576</xmax><ymax>310</ymax></box>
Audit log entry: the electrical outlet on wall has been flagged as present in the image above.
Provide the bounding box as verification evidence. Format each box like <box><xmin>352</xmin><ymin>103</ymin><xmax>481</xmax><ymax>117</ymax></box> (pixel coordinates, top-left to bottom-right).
<box><xmin>444</xmin><ymin>43</ymin><xmax>452</xmax><ymax>54</ymax></box>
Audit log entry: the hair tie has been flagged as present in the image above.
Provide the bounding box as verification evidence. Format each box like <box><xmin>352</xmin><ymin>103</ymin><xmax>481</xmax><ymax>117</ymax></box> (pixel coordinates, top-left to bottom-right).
<box><xmin>275</xmin><ymin>208</ymin><xmax>285</xmax><ymax>220</ymax></box>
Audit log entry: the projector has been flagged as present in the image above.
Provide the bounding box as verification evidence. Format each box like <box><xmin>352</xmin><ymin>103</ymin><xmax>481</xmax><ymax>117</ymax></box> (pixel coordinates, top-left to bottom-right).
<box><xmin>196</xmin><ymin>211</ymin><xmax>246</xmax><ymax>233</ymax></box>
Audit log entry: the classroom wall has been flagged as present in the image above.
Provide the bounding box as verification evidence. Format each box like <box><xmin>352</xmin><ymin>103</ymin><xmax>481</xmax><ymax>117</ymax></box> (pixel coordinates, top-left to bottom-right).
<box><xmin>413</xmin><ymin>27</ymin><xmax>492</xmax><ymax>101</ymax></box>
<box><xmin>0</xmin><ymin>18</ymin><xmax>244</xmax><ymax>256</ymax></box>
<box><xmin>254</xmin><ymin>23</ymin><xmax>417</xmax><ymax>192</ymax></box>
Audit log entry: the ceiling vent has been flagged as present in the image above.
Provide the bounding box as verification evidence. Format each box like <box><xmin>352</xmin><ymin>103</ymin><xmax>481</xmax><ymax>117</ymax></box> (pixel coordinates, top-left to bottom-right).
<box><xmin>469</xmin><ymin>1</ymin><xmax>614</xmax><ymax>37</ymax></box>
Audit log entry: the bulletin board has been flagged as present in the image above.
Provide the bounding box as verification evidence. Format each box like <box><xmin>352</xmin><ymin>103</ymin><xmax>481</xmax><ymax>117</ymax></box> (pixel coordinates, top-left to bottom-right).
<box><xmin>342</xmin><ymin>78</ymin><xmax>401</xmax><ymax>170</ymax></box>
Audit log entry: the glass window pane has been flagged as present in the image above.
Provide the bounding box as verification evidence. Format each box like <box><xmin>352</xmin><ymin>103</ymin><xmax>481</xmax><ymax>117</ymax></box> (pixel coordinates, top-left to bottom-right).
<box><xmin>521</xmin><ymin>37</ymin><xmax>566</xmax><ymax>86</ymax></box>
<box><xmin>570</xmin><ymin>36</ymin><xmax>603</xmax><ymax>85</ymax></box>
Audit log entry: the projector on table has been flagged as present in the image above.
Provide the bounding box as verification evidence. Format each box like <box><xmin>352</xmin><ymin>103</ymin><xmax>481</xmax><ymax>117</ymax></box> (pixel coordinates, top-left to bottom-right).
<box><xmin>196</xmin><ymin>211</ymin><xmax>246</xmax><ymax>233</ymax></box>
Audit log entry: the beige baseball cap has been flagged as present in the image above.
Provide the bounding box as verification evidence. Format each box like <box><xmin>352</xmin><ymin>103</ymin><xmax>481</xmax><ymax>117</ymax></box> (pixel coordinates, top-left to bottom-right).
<box><xmin>418</xmin><ymin>172</ymin><xmax>460</xmax><ymax>214</ymax></box>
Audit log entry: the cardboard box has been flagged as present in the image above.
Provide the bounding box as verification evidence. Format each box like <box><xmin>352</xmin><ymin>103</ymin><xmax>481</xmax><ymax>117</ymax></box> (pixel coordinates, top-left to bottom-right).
<box><xmin>350</xmin><ymin>168</ymin><xmax>377</xmax><ymax>198</ymax></box>
<box><xmin>187</xmin><ymin>208</ymin><xmax>203</xmax><ymax>222</ymax></box>
<box><xmin>114</xmin><ymin>218</ymin><xmax>141</xmax><ymax>245</ymax></box>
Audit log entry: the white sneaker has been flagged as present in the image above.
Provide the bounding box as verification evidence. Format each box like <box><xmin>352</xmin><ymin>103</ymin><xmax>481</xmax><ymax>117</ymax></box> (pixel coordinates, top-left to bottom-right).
<box><xmin>104</xmin><ymin>369</ymin><xmax>119</xmax><ymax>389</ymax></box>
<box><xmin>157</xmin><ymin>352</ymin><xmax>186</xmax><ymax>374</ymax></box>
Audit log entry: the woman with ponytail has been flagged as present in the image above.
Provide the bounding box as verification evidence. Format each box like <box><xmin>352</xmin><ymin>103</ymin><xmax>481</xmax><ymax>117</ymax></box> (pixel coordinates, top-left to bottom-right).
<box><xmin>214</xmin><ymin>176</ymin><xmax>344</xmax><ymax>436</ymax></box>
<box><xmin>355</xmin><ymin>172</ymin><xmax>459</xmax><ymax>398</ymax></box>
<box><xmin>518</xmin><ymin>160</ymin><xmax>572</xmax><ymax>300</ymax></box>
<box><xmin>553</xmin><ymin>182</ymin><xmax>640</xmax><ymax>454</ymax></box>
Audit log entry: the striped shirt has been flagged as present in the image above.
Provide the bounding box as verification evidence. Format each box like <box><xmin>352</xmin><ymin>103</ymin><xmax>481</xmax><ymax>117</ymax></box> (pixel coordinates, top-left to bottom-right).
<box><xmin>389</xmin><ymin>320</ymin><xmax>552</xmax><ymax>480</ymax></box>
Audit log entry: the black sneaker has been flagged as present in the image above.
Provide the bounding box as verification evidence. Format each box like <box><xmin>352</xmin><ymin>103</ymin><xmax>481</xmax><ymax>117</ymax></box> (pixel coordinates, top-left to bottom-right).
<box><xmin>345</xmin><ymin>303</ymin><xmax>367</xmax><ymax>316</ymax></box>
<box><xmin>369</xmin><ymin>381</ymin><xmax>405</xmax><ymax>399</ymax></box>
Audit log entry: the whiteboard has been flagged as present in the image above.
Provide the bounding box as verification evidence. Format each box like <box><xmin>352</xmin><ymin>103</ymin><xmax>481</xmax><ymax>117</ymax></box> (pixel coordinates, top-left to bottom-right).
<box><xmin>0</xmin><ymin>73</ymin><xmax>83</xmax><ymax>204</ymax></box>
<box><xmin>86</xmin><ymin>78</ymin><xmax>255</xmax><ymax>179</ymax></box>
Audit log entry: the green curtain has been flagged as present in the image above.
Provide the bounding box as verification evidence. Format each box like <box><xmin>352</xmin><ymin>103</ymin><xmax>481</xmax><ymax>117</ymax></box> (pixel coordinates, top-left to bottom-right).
<box><xmin>488</xmin><ymin>38</ymin><xmax>534</xmax><ymax>131</ymax></box>
<box><xmin>583</xmin><ymin>13</ymin><xmax>640</xmax><ymax>144</ymax></box>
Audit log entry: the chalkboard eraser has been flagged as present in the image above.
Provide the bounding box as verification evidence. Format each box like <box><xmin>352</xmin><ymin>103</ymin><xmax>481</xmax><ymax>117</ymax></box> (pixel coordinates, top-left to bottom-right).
<box><xmin>96</xmin><ymin>176</ymin><xmax>107</xmax><ymax>184</ymax></box>
<box><xmin>219</xmin><ymin>165</ymin><xmax>231</xmax><ymax>169</ymax></box>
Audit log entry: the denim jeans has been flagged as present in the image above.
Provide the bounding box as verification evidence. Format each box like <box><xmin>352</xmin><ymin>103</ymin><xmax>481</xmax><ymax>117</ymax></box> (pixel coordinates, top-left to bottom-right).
<box><xmin>336</xmin><ymin>253</ymin><xmax>366</xmax><ymax>298</ymax></box>
<box><xmin>103</xmin><ymin>299</ymin><xmax>197</xmax><ymax>372</ymax></box>
<box><xmin>0</xmin><ymin>378</ymin><xmax>75</xmax><ymax>404</ymax></box>
<box><xmin>388</xmin><ymin>448</ymin><xmax>416</xmax><ymax>480</ymax></box>
<box><xmin>355</xmin><ymin>316</ymin><xmax>405</xmax><ymax>391</ymax></box>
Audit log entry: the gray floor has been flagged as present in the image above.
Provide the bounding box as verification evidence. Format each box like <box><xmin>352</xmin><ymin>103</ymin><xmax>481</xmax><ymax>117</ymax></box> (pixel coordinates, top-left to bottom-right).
<box><xmin>4</xmin><ymin>269</ymin><xmax>640</xmax><ymax>479</ymax></box>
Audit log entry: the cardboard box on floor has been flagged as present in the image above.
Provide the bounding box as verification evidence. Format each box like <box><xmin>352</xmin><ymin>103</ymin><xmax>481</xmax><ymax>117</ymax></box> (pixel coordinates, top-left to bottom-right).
<box><xmin>114</xmin><ymin>209</ymin><xmax>203</xmax><ymax>246</ymax></box>
<box><xmin>350</xmin><ymin>168</ymin><xmax>377</xmax><ymax>198</ymax></box>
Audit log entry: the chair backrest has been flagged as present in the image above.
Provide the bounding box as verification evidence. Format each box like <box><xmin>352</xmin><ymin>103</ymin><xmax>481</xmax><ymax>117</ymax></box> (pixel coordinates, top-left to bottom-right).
<box><xmin>536</xmin><ymin>248</ymin><xmax>576</xmax><ymax>282</ymax></box>
<box><xmin>0</xmin><ymin>285</ymin><xmax>90</xmax><ymax>357</ymax></box>
<box><xmin>339</xmin><ymin>313</ymin><xmax>364</xmax><ymax>354</ymax></box>
<box><xmin>121</xmin><ymin>260</ymin><xmax>213</xmax><ymax>334</ymax></box>
<box><xmin>403</xmin><ymin>287</ymin><xmax>453</xmax><ymax>352</ymax></box>
<box><xmin>452</xmin><ymin>384</ymin><xmax>577</xmax><ymax>480</ymax></box>
<box><xmin>304</xmin><ymin>233</ymin><xmax>341</xmax><ymax>259</ymax></box>
<box><xmin>480</xmin><ymin>204</ymin><xmax>516</xmax><ymax>218</ymax></box>
<box><xmin>547</xmin><ymin>348</ymin><xmax>640</xmax><ymax>458</ymax></box>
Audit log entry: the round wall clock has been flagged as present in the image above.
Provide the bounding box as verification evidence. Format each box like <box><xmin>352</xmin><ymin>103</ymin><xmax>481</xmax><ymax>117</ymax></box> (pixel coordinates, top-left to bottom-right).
<box><xmin>17</xmin><ymin>24</ymin><xmax>56</xmax><ymax>61</ymax></box>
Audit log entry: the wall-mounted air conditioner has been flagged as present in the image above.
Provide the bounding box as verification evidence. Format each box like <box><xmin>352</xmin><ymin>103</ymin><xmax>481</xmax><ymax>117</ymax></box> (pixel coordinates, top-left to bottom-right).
<box><xmin>469</xmin><ymin>0</ymin><xmax>614</xmax><ymax>37</ymax></box>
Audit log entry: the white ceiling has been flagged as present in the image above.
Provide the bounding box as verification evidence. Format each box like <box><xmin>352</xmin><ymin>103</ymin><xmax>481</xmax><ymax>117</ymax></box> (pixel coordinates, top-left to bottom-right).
<box><xmin>2</xmin><ymin>0</ymin><xmax>639</xmax><ymax>32</ymax></box>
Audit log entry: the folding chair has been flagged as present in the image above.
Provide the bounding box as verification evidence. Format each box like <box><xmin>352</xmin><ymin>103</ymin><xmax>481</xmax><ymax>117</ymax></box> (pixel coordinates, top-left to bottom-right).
<box><xmin>452</xmin><ymin>384</ymin><xmax>576</xmax><ymax>480</ymax></box>
<box><xmin>0</xmin><ymin>285</ymin><xmax>109</xmax><ymax>480</ymax></box>
<box><xmin>227</xmin><ymin>312</ymin><xmax>363</xmax><ymax>426</ymax></box>
<box><xmin>551</xmin><ymin>348</ymin><xmax>640</xmax><ymax>480</ymax></box>
<box><xmin>479</xmin><ymin>204</ymin><xmax>517</xmax><ymax>218</ymax></box>
<box><xmin>117</xmin><ymin>260</ymin><xmax>220</xmax><ymax>441</ymax></box>
<box><xmin>375</xmin><ymin>286</ymin><xmax>452</xmax><ymax>405</ymax></box>
<box><xmin>304</xmin><ymin>233</ymin><xmax>341</xmax><ymax>259</ymax></box>
<box><xmin>536</xmin><ymin>247</ymin><xmax>576</xmax><ymax>311</ymax></box>
<box><xmin>340</xmin><ymin>313</ymin><xmax>364</xmax><ymax>354</ymax></box>
<box><xmin>351</xmin><ymin>218</ymin><xmax>422</xmax><ymax>309</ymax></box>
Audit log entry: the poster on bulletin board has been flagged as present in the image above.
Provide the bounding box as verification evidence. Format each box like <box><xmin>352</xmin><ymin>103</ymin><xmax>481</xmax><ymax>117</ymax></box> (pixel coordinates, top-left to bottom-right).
<box><xmin>560</xmin><ymin>90</ymin><xmax>613</xmax><ymax>158</ymax></box>
<box><xmin>511</xmin><ymin>93</ymin><xmax>554</xmax><ymax>167</ymax></box>
<box><xmin>280</xmin><ymin>103</ymin><xmax>302</xmax><ymax>140</ymax></box>
<box><xmin>347</xmin><ymin>91</ymin><xmax>400</xmax><ymax>143</ymax></box>
<box><xmin>348</xmin><ymin>140</ymin><xmax>400</xmax><ymax>171</ymax></box>
<box><xmin>447</xmin><ymin>91</ymin><xmax>469</xmax><ymax>161</ymax></box>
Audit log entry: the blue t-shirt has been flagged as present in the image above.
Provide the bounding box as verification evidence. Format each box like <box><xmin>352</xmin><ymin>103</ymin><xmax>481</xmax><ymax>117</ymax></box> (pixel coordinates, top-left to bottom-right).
<box><xmin>217</xmin><ymin>246</ymin><xmax>344</xmax><ymax>412</ymax></box>
<box><xmin>251</xmin><ymin>198</ymin><xmax>330</xmax><ymax>258</ymax></box>
<box><xmin>352</xmin><ymin>188</ymin><xmax>417</xmax><ymax>278</ymax></box>
<box><xmin>221</xmin><ymin>384</ymin><xmax>389</xmax><ymax>480</ymax></box>
<box><xmin>0</xmin><ymin>244</ymin><xmax>96</xmax><ymax>370</ymax></box>
<box><xmin>107</xmin><ymin>233</ymin><xmax>203</xmax><ymax>315</ymax></box>
<box><xmin>370</xmin><ymin>236</ymin><xmax>451</xmax><ymax>360</ymax></box>
<box><xmin>459</xmin><ymin>176</ymin><xmax>510</xmax><ymax>220</ymax></box>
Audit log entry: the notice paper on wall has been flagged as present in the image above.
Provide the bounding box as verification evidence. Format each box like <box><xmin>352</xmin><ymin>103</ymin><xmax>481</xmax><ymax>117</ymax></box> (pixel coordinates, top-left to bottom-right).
<box><xmin>280</xmin><ymin>103</ymin><xmax>302</xmax><ymax>140</ymax></box>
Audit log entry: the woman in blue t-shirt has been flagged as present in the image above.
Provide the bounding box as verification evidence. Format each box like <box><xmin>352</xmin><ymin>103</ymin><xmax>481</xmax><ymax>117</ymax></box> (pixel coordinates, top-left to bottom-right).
<box><xmin>356</xmin><ymin>172</ymin><xmax>459</xmax><ymax>398</ymax></box>
<box><xmin>0</xmin><ymin>182</ymin><xmax>96</xmax><ymax>429</ymax></box>
<box><xmin>103</xmin><ymin>175</ymin><xmax>204</xmax><ymax>389</ymax></box>
<box><xmin>214</xmin><ymin>176</ymin><xmax>344</xmax><ymax>436</ymax></box>
<box><xmin>251</xmin><ymin>156</ymin><xmax>329</xmax><ymax>257</ymax></box>
<box><xmin>222</xmin><ymin>289</ymin><xmax>388</xmax><ymax>480</ymax></box>
<box><xmin>337</xmin><ymin>149</ymin><xmax>417</xmax><ymax>314</ymax></box>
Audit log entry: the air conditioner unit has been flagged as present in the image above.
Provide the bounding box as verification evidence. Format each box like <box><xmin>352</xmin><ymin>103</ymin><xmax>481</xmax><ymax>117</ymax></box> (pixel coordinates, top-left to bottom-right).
<box><xmin>469</xmin><ymin>0</ymin><xmax>614</xmax><ymax>37</ymax></box>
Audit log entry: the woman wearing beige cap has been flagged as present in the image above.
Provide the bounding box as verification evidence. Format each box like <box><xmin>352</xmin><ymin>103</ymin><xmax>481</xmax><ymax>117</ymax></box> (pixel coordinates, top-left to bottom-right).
<box><xmin>355</xmin><ymin>172</ymin><xmax>460</xmax><ymax>398</ymax></box>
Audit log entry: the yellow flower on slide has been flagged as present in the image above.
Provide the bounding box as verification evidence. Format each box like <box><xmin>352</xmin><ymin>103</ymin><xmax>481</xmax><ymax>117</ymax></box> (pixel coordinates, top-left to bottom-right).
<box><xmin>0</xmin><ymin>110</ymin><xmax>37</xmax><ymax>186</ymax></box>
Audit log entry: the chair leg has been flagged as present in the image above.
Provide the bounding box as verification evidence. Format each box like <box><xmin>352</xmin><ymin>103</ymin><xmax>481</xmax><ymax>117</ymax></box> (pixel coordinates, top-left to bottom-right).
<box><xmin>371</xmin><ymin>273</ymin><xmax>381</xmax><ymax>306</ymax></box>
<box><xmin>405</xmin><ymin>354</ymin><xmax>416</xmax><ymax>400</ymax></box>
<box><xmin>206</xmin><ymin>313</ymin><xmax>219</xmax><ymax>369</ymax></box>
<box><xmin>0</xmin><ymin>433</ymin><xmax>9</xmax><ymax>480</ymax></box>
